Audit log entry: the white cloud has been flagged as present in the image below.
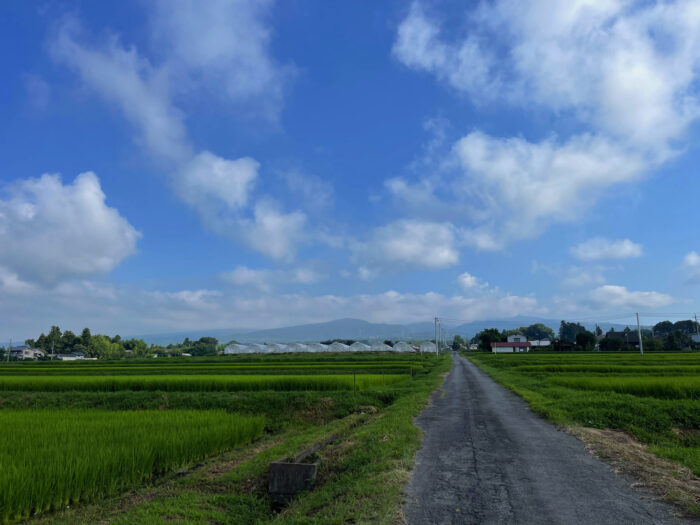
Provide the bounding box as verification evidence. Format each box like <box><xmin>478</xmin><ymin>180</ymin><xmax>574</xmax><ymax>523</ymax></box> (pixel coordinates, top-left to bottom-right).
<box><xmin>51</xmin><ymin>15</ymin><xmax>312</xmax><ymax>261</ymax></box>
<box><xmin>457</xmin><ymin>271</ymin><xmax>487</xmax><ymax>291</ymax></box>
<box><xmin>393</xmin><ymin>2</ymin><xmax>498</xmax><ymax>99</ymax></box>
<box><xmin>394</xmin><ymin>0</ymin><xmax>700</xmax><ymax>148</ymax></box>
<box><xmin>390</xmin><ymin>1</ymin><xmax>700</xmax><ymax>248</ymax></box>
<box><xmin>221</xmin><ymin>266</ymin><xmax>274</xmax><ymax>292</ymax></box>
<box><xmin>561</xmin><ymin>266</ymin><xmax>608</xmax><ymax>288</ymax></box>
<box><xmin>221</xmin><ymin>264</ymin><xmax>325</xmax><ymax>292</ymax></box>
<box><xmin>683</xmin><ymin>251</ymin><xmax>700</xmax><ymax>282</ymax></box>
<box><xmin>355</xmin><ymin>220</ymin><xmax>458</xmax><ymax>270</ymax></box>
<box><xmin>150</xmin><ymin>0</ymin><xmax>292</xmax><ymax>120</ymax></box>
<box><xmin>240</xmin><ymin>201</ymin><xmax>308</xmax><ymax>262</ymax></box>
<box><xmin>53</xmin><ymin>19</ymin><xmax>190</xmax><ymax>164</ymax></box>
<box><xmin>571</xmin><ymin>238</ymin><xmax>643</xmax><ymax>261</ymax></box>
<box><xmin>0</xmin><ymin>172</ymin><xmax>140</xmax><ymax>286</ymax></box>
<box><xmin>178</xmin><ymin>151</ymin><xmax>259</xmax><ymax>212</ymax></box>
<box><xmin>453</xmin><ymin>132</ymin><xmax>646</xmax><ymax>249</ymax></box>
<box><xmin>588</xmin><ymin>284</ymin><xmax>675</xmax><ymax>309</ymax></box>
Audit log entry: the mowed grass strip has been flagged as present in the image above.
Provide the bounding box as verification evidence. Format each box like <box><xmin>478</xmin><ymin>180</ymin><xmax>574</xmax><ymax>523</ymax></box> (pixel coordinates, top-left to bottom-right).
<box><xmin>552</xmin><ymin>376</ymin><xmax>700</xmax><ymax>399</ymax></box>
<box><xmin>0</xmin><ymin>373</ymin><xmax>408</xmax><ymax>392</ymax></box>
<box><xmin>0</xmin><ymin>410</ymin><xmax>264</xmax><ymax>523</ymax></box>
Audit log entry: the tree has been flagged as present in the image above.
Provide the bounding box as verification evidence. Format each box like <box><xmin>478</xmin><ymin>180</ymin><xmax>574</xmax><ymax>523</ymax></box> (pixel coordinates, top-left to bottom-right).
<box><xmin>36</xmin><ymin>333</ymin><xmax>48</xmax><ymax>351</ymax></box>
<box><xmin>599</xmin><ymin>336</ymin><xmax>624</xmax><ymax>352</ymax></box>
<box><xmin>559</xmin><ymin>321</ymin><xmax>587</xmax><ymax>343</ymax></box>
<box><xmin>595</xmin><ymin>325</ymin><xmax>603</xmax><ymax>337</ymax></box>
<box><xmin>452</xmin><ymin>335</ymin><xmax>466</xmax><ymax>351</ymax></box>
<box><xmin>664</xmin><ymin>331</ymin><xmax>692</xmax><ymax>351</ymax></box>
<box><xmin>47</xmin><ymin>326</ymin><xmax>63</xmax><ymax>353</ymax></box>
<box><xmin>61</xmin><ymin>330</ymin><xmax>78</xmax><ymax>351</ymax></box>
<box><xmin>476</xmin><ymin>329</ymin><xmax>503</xmax><ymax>352</ymax></box>
<box><xmin>575</xmin><ymin>331</ymin><xmax>596</xmax><ymax>351</ymax></box>
<box><xmin>653</xmin><ymin>321</ymin><xmax>674</xmax><ymax>336</ymax></box>
<box><xmin>643</xmin><ymin>336</ymin><xmax>663</xmax><ymax>352</ymax></box>
<box><xmin>92</xmin><ymin>335</ymin><xmax>124</xmax><ymax>360</ymax></box>
<box><xmin>81</xmin><ymin>328</ymin><xmax>92</xmax><ymax>346</ymax></box>
<box><xmin>521</xmin><ymin>323</ymin><xmax>556</xmax><ymax>341</ymax></box>
<box><xmin>673</xmin><ymin>320</ymin><xmax>699</xmax><ymax>334</ymax></box>
<box><xmin>25</xmin><ymin>338</ymin><xmax>36</xmax><ymax>348</ymax></box>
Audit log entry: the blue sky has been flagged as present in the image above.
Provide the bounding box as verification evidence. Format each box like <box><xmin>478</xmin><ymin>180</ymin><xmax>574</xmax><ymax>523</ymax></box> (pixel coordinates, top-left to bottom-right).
<box><xmin>1</xmin><ymin>0</ymin><xmax>700</xmax><ymax>338</ymax></box>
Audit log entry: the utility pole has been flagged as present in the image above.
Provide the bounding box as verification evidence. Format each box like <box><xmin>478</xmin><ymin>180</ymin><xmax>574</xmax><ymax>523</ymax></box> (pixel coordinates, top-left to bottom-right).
<box><xmin>636</xmin><ymin>313</ymin><xmax>644</xmax><ymax>355</ymax></box>
<box><xmin>434</xmin><ymin>317</ymin><xmax>439</xmax><ymax>355</ymax></box>
<box><xmin>695</xmin><ymin>314</ymin><xmax>699</xmax><ymax>345</ymax></box>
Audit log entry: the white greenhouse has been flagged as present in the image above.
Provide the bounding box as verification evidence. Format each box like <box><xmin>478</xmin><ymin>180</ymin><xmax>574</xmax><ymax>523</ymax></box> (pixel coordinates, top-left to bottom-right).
<box><xmin>371</xmin><ymin>342</ymin><xmax>393</xmax><ymax>352</ymax></box>
<box><xmin>392</xmin><ymin>341</ymin><xmax>415</xmax><ymax>353</ymax></box>
<box><xmin>349</xmin><ymin>342</ymin><xmax>371</xmax><ymax>352</ymax></box>
<box><xmin>308</xmin><ymin>343</ymin><xmax>329</xmax><ymax>353</ymax></box>
<box><xmin>328</xmin><ymin>342</ymin><xmax>350</xmax><ymax>352</ymax></box>
<box><xmin>420</xmin><ymin>341</ymin><xmax>437</xmax><ymax>354</ymax></box>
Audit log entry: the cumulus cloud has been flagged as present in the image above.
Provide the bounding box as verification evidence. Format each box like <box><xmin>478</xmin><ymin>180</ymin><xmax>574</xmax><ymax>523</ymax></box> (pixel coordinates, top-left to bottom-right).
<box><xmin>390</xmin><ymin>1</ymin><xmax>700</xmax><ymax>248</ymax></box>
<box><xmin>355</xmin><ymin>219</ymin><xmax>459</xmax><ymax>271</ymax></box>
<box><xmin>177</xmin><ymin>151</ymin><xmax>259</xmax><ymax>213</ymax></box>
<box><xmin>588</xmin><ymin>285</ymin><xmax>675</xmax><ymax>309</ymax></box>
<box><xmin>239</xmin><ymin>201</ymin><xmax>308</xmax><ymax>262</ymax></box>
<box><xmin>453</xmin><ymin>132</ymin><xmax>647</xmax><ymax>248</ymax></box>
<box><xmin>394</xmin><ymin>0</ymin><xmax>700</xmax><ymax>148</ymax></box>
<box><xmin>570</xmin><ymin>238</ymin><xmax>643</xmax><ymax>261</ymax></box>
<box><xmin>457</xmin><ymin>271</ymin><xmax>487</xmax><ymax>291</ymax></box>
<box><xmin>0</xmin><ymin>172</ymin><xmax>140</xmax><ymax>286</ymax></box>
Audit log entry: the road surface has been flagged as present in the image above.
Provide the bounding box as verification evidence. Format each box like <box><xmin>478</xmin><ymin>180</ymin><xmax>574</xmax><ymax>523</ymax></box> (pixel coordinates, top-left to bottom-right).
<box><xmin>403</xmin><ymin>353</ymin><xmax>686</xmax><ymax>525</ymax></box>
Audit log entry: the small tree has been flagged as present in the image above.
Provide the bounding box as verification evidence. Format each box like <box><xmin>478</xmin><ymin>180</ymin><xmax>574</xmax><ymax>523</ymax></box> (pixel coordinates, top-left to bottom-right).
<box><xmin>476</xmin><ymin>329</ymin><xmax>503</xmax><ymax>352</ymax></box>
<box><xmin>575</xmin><ymin>331</ymin><xmax>596</xmax><ymax>351</ymax></box>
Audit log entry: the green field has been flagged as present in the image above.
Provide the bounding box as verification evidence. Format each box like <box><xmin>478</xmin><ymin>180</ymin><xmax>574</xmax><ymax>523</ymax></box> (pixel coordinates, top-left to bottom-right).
<box><xmin>0</xmin><ymin>410</ymin><xmax>264</xmax><ymax>523</ymax></box>
<box><xmin>0</xmin><ymin>352</ymin><xmax>447</xmax><ymax>524</ymax></box>
<box><xmin>467</xmin><ymin>352</ymin><xmax>700</xmax><ymax>476</ymax></box>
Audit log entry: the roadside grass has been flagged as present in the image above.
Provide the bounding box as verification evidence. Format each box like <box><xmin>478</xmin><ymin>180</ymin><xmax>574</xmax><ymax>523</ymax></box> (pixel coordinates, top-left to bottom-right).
<box><xmin>21</xmin><ymin>353</ymin><xmax>450</xmax><ymax>524</ymax></box>
<box><xmin>466</xmin><ymin>352</ymin><xmax>700</xmax><ymax>515</ymax></box>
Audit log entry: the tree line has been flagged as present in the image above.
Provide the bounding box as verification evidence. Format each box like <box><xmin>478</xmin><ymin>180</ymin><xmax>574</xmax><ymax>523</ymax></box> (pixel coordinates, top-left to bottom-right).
<box><xmin>458</xmin><ymin>319</ymin><xmax>700</xmax><ymax>352</ymax></box>
<box><xmin>0</xmin><ymin>326</ymin><xmax>227</xmax><ymax>360</ymax></box>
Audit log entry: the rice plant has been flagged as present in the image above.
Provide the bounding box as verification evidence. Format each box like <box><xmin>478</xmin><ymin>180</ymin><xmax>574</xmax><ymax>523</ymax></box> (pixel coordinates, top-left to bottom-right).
<box><xmin>0</xmin><ymin>409</ymin><xmax>264</xmax><ymax>523</ymax></box>
<box><xmin>0</xmin><ymin>373</ymin><xmax>408</xmax><ymax>392</ymax></box>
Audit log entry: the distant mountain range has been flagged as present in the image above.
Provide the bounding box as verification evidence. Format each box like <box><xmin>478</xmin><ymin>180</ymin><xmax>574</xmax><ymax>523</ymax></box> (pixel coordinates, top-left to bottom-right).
<box><xmin>131</xmin><ymin>316</ymin><xmax>638</xmax><ymax>346</ymax></box>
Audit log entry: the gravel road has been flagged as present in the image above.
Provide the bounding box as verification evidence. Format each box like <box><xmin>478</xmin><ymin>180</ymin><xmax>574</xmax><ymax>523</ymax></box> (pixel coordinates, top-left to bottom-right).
<box><xmin>403</xmin><ymin>353</ymin><xmax>688</xmax><ymax>525</ymax></box>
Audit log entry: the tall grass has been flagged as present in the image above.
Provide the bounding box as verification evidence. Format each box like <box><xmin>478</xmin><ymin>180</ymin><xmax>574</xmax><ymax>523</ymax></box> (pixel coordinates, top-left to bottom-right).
<box><xmin>0</xmin><ymin>410</ymin><xmax>264</xmax><ymax>523</ymax></box>
<box><xmin>0</xmin><ymin>373</ymin><xmax>408</xmax><ymax>392</ymax></box>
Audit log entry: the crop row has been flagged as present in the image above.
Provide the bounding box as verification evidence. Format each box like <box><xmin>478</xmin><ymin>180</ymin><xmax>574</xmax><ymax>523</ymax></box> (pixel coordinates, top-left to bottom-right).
<box><xmin>551</xmin><ymin>376</ymin><xmax>700</xmax><ymax>399</ymax></box>
<box><xmin>0</xmin><ymin>363</ymin><xmax>424</xmax><ymax>376</ymax></box>
<box><xmin>0</xmin><ymin>373</ymin><xmax>409</xmax><ymax>392</ymax></box>
<box><xmin>513</xmin><ymin>365</ymin><xmax>700</xmax><ymax>375</ymax></box>
<box><xmin>0</xmin><ymin>409</ymin><xmax>264</xmax><ymax>523</ymax></box>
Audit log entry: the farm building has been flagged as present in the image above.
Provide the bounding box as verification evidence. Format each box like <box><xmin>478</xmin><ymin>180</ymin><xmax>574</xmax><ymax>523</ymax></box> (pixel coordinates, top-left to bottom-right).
<box><xmin>529</xmin><ymin>339</ymin><xmax>551</xmax><ymax>347</ymax></box>
<box><xmin>491</xmin><ymin>335</ymin><xmax>532</xmax><ymax>353</ymax></box>
<box><xmin>9</xmin><ymin>345</ymin><xmax>45</xmax><ymax>360</ymax></box>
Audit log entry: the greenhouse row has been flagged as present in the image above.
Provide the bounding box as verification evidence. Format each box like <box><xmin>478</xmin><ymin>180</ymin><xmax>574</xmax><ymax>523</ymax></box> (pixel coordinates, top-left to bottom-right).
<box><xmin>223</xmin><ymin>341</ymin><xmax>438</xmax><ymax>355</ymax></box>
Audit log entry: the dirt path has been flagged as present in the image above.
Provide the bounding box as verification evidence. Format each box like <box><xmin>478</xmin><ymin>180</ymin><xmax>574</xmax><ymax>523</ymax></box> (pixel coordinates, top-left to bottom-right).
<box><xmin>403</xmin><ymin>353</ymin><xmax>688</xmax><ymax>524</ymax></box>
